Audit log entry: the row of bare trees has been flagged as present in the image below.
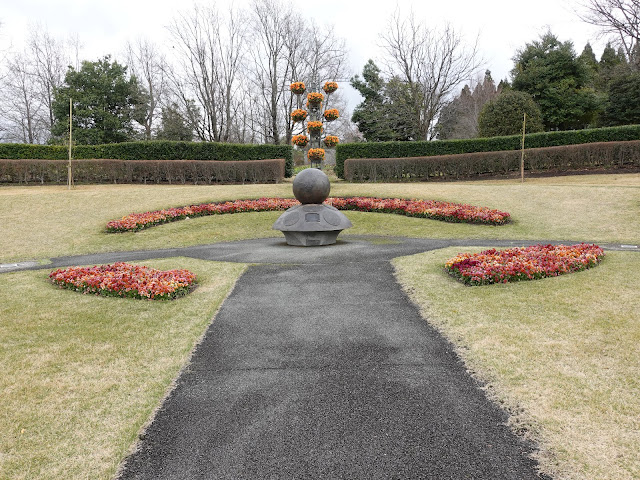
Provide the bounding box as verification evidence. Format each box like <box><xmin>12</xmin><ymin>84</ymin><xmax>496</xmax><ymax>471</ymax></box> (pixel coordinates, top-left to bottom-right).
<box><xmin>0</xmin><ymin>0</ymin><xmax>349</xmax><ymax>145</ymax></box>
<box><xmin>2</xmin><ymin>0</ymin><xmax>636</xmax><ymax>145</ymax></box>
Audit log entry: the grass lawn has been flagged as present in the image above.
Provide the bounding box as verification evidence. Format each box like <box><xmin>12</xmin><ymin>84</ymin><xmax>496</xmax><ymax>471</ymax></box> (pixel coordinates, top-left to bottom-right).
<box><xmin>394</xmin><ymin>248</ymin><xmax>640</xmax><ymax>480</ymax></box>
<box><xmin>1</xmin><ymin>173</ymin><xmax>639</xmax><ymax>264</ymax></box>
<box><xmin>0</xmin><ymin>258</ymin><xmax>246</xmax><ymax>479</ymax></box>
<box><xmin>1</xmin><ymin>173</ymin><xmax>639</xmax><ymax>479</ymax></box>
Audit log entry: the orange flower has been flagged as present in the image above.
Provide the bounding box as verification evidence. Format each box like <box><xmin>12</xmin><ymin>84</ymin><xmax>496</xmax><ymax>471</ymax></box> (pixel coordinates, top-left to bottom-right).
<box><xmin>323</xmin><ymin>81</ymin><xmax>338</xmax><ymax>93</ymax></box>
<box><xmin>323</xmin><ymin>109</ymin><xmax>339</xmax><ymax>121</ymax></box>
<box><xmin>290</xmin><ymin>109</ymin><xmax>308</xmax><ymax>122</ymax></box>
<box><xmin>324</xmin><ymin>135</ymin><xmax>339</xmax><ymax>147</ymax></box>
<box><xmin>307</xmin><ymin>121</ymin><xmax>323</xmax><ymax>134</ymax></box>
<box><xmin>307</xmin><ymin>92</ymin><xmax>324</xmax><ymax>105</ymax></box>
<box><xmin>307</xmin><ymin>148</ymin><xmax>325</xmax><ymax>161</ymax></box>
<box><xmin>292</xmin><ymin>134</ymin><xmax>309</xmax><ymax>147</ymax></box>
<box><xmin>290</xmin><ymin>81</ymin><xmax>306</xmax><ymax>95</ymax></box>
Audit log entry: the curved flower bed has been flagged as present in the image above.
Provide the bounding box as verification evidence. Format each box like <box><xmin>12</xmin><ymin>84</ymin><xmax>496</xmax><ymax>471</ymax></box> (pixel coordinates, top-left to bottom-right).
<box><xmin>445</xmin><ymin>244</ymin><xmax>605</xmax><ymax>286</ymax></box>
<box><xmin>49</xmin><ymin>262</ymin><xmax>197</xmax><ymax>300</ymax></box>
<box><xmin>106</xmin><ymin>197</ymin><xmax>511</xmax><ymax>232</ymax></box>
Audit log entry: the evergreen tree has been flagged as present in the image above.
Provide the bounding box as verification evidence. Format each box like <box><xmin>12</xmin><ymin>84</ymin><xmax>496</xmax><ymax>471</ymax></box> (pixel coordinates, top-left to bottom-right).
<box><xmin>350</xmin><ymin>60</ymin><xmax>417</xmax><ymax>141</ymax></box>
<box><xmin>478</xmin><ymin>90</ymin><xmax>544</xmax><ymax>137</ymax></box>
<box><xmin>601</xmin><ymin>68</ymin><xmax>640</xmax><ymax>125</ymax></box>
<box><xmin>51</xmin><ymin>56</ymin><xmax>143</xmax><ymax>144</ymax></box>
<box><xmin>511</xmin><ymin>32</ymin><xmax>600</xmax><ymax>130</ymax></box>
<box><xmin>156</xmin><ymin>102</ymin><xmax>194</xmax><ymax>141</ymax></box>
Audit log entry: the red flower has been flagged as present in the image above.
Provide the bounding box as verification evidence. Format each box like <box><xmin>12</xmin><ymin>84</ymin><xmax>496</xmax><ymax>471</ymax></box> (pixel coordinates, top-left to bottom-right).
<box><xmin>444</xmin><ymin>244</ymin><xmax>605</xmax><ymax>285</ymax></box>
<box><xmin>106</xmin><ymin>197</ymin><xmax>511</xmax><ymax>232</ymax></box>
<box><xmin>49</xmin><ymin>263</ymin><xmax>197</xmax><ymax>300</ymax></box>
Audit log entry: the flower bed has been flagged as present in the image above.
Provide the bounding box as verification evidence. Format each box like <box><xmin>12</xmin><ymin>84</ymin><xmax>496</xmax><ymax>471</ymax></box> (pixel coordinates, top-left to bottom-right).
<box><xmin>49</xmin><ymin>262</ymin><xmax>197</xmax><ymax>300</ymax></box>
<box><xmin>445</xmin><ymin>244</ymin><xmax>605</xmax><ymax>286</ymax></box>
<box><xmin>106</xmin><ymin>197</ymin><xmax>511</xmax><ymax>232</ymax></box>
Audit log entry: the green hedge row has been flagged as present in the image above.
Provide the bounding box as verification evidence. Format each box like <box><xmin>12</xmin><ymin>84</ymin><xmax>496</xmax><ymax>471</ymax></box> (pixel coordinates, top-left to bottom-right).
<box><xmin>0</xmin><ymin>158</ymin><xmax>285</xmax><ymax>185</ymax></box>
<box><xmin>0</xmin><ymin>141</ymin><xmax>294</xmax><ymax>177</ymax></box>
<box><xmin>343</xmin><ymin>141</ymin><xmax>640</xmax><ymax>182</ymax></box>
<box><xmin>336</xmin><ymin>124</ymin><xmax>640</xmax><ymax>178</ymax></box>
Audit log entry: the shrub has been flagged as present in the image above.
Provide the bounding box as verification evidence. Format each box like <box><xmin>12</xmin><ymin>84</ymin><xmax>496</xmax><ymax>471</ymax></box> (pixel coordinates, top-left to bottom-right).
<box><xmin>478</xmin><ymin>90</ymin><xmax>544</xmax><ymax>137</ymax></box>
<box><xmin>0</xmin><ymin>158</ymin><xmax>285</xmax><ymax>185</ymax></box>
<box><xmin>343</xmin><ymin>140</ymin><xmax>640</xmax><ymax>182</ymax></box>
<box><xmin>335</xmin><ymin>124</ymin><xmax>640</xmax><ymax>178</ymax></box>
<box><xmin>0</xmin><ymin>141</ymin><xmax>294</xmax><ymax>177</ymax></box>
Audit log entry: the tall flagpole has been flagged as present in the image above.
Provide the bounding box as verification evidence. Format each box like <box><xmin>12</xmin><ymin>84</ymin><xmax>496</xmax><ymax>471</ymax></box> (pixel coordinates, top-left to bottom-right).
<box><xmin>68</xmin><ymin>98</ymin><xmax>73</xmax><ymax>190</ymax></box>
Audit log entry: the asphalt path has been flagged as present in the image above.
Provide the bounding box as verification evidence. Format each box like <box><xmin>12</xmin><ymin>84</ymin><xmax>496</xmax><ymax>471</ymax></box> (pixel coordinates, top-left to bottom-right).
<box><xmin>67</xmin><ymin>235</ymin><xmax>557</xmax><ymax>479</ymax></box>
<box><xmin>7</xmin><ymin>235</ymin><xmax>632</xmax><ymax>477</ymax></box>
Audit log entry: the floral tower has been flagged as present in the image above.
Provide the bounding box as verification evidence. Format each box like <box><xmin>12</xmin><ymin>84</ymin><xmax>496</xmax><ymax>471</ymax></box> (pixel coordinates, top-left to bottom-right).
<box><xmin>290</xmin><ymin>80</ymin><xmax>340</xmax><ymax>168</ymax></box>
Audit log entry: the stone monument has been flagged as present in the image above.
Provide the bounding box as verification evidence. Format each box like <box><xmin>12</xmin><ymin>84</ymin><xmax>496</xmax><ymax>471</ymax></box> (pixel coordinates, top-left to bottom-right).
<box><xmin>272</xmin><ymin>168</ymin><xmax>352</xmax><ymax>246</ymax></box>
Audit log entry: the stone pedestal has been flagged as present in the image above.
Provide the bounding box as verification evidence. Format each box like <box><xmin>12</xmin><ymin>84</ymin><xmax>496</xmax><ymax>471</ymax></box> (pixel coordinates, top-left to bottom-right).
<box><xmin>272</xmin><ymin>168</ymin><xmax>352</xmax><ymax>246</ymax></box>
<box><xmin>272</xmin><ymin>204</ymin><xmax>352</xmax><ymax>246</ymax></box>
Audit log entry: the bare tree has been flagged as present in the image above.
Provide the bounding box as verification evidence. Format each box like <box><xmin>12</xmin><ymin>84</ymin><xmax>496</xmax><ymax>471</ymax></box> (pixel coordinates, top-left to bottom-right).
<box><xmin>248</xmin><ymin>0</ymin><xmax>295</xmax><ymax>145</ymax></box>
<box><xmin>247</xmin><ymin>1</ymin><xmax>350</xmax><ymax>145</ymax></box>
<box><xmin>436</xmin><ymin>71</ymin><xmax>501</xmax><ymax>139</ymax></box>
<box><xmin>126</xmin><ymin>37</ymin><xmax>167</xmax><ymax>139</ymax></box>
<box><xmin>166</xmin><ymin>4</ymin><xmax>247</xmax><ymax>142</ymax></box>
<box><xmin>0</xmin><ymin>53</ymin><xmax>45</xmax><ymax>143</ymax></box>
<box><xmin>580</xmin><ymin>0</ymin><xmax>640</xmax><ymax>64</ymax></box>
<box><xmin>27</xmin><ymin>25</ymin><xmax>67</xmax><ymax>134</ymax></box>
<box><xmin>379</xmin><ymin>9</ymin><xmax>481</xmax><ymax>140</ymax></box>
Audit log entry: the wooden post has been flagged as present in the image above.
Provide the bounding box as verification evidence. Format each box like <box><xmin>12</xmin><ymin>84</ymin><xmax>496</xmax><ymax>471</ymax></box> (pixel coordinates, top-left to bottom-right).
<box><xmin>520</xmin><ymin>112</ymin><xmax>526</xmax><ymax>184</ymax></box>
<box><xmin>67</xmin><ymin>98</ymin><xmax>73</xmax><ymax>190</ymax></box>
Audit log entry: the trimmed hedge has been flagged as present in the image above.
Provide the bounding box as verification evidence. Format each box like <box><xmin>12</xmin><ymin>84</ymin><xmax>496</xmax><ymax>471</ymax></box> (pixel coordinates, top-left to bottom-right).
<box><xmin>0</xmin><ymin>158</ymin><xmax>285</xmax><ymax>185</ymax></box>
<box><xmin>0</xmin><ymin>141</ymin><xmax>294</xmax><ymax>177</ymax></box>
<box><xmin>336</xmin><ymin>124</ymin><xmax>640</xmax><ymax>178</ymax></box>
<box><xmin>343</xmin><ymin>141</ymin><xmax>640</xmax><ymax>182</ymax></box>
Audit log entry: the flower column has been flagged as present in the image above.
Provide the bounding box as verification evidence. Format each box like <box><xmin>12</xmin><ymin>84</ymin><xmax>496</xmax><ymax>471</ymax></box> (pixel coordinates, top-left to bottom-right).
<box><xmin>290</xmin><ymin>81</ymin><xmax>340</xmax><ymax>169</ymax></box>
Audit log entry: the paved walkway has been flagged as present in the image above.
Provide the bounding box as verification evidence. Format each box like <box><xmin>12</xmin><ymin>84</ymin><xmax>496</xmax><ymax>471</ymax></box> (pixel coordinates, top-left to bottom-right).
<box><xmin>8</xmin><ymin>236</ymin><xmax>632</xmax><ymax>477</ymax></box>
<box><xmin>86</xmin><ymin>236</ymin><xmax>553</xmax><ymax>479</ymax></box>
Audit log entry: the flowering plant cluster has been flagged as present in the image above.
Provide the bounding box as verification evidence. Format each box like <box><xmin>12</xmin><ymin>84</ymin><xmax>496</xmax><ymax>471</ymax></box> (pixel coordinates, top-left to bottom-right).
<box><xmin>49</xmin><ymin>262</ymin><xmax>197</xmax><ymax>300</ymax></box>
<box><xmin>306</xmin><ymin>92</ymin><xmax>324</xmax><ymax>105</ymax></box>
<box><xmin>106</xmin><ymin>197</ymin><xmax>511</xmax><ymax>232</ymax></box>
<box><xmin>324</xmin><ymin>135</ymin><xmax>339</xmax><ymax>147</ymax></box>
<box><xmin>291</xmin><ymin>134</ymin><xmax>309</xmax><ymax>147</ymax></box>
<box><xmin>323</xmin><ymin>81</ymin><xmax>338</xmax><ymax>94</ymax></box>
<box><xmin>307</xmin><ymin>121</ymin><xmax>323</xmax><ymax>134</ymax></box>
<box><xmin>323</xmin><ymin>109</ymin><xmax>339</xmax><ymax>121</ymax></box>
<box><xmin>290</xmin><ymin>81</ymin><xmax>306</xmax><ymax>95</ymax></box>
<box><xmin>291</xmin><ymin>109</ymin><xmax>308</xmax><ymax>122</ymax></box>
<box><xmin>308</xmin><ymin>148</ymin><xmax>325</xmax><ymax>161</ymax></box>
<box><xmin>445</xmin><ymin>244</ymin><xmax>605</xmax><ymax>286</ymax></box>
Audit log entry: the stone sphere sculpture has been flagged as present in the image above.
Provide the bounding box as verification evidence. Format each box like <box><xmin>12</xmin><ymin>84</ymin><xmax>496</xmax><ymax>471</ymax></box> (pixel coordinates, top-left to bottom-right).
<box><xmin>272</xmin><ymin>168</ymin><xmax>352</xmax><ymax>246</ymax></box>
<box><xmin>292</xmin><ymin>167</ymin><xmax>330</xmax><ymax>204</ymax></box>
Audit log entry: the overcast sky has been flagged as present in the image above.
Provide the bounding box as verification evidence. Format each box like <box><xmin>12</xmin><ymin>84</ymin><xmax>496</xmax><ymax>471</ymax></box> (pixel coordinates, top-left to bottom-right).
<box><xmin>0</xmin><ymin>0</ymin><xmax>604</xmax><ymax>110</ymax></box>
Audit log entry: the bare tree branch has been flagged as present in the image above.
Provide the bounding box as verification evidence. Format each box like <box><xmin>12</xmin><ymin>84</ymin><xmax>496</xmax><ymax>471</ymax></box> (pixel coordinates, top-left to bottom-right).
<box><xmin>380</xmin><ymin>9</ymin><xmax>482</xmax><ymax>140</ymax></box>
<box><xmin>579</xmin><ymin>0</ymin><xmax>640</xmax><ymax>63</ymax></box>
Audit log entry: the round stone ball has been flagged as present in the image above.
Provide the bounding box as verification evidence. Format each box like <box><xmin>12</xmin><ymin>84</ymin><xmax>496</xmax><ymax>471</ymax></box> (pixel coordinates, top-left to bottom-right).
<box><xmin>293</xmin><ymin>168</ymin><xmax>331</xmax><ymax>204</ymax></box>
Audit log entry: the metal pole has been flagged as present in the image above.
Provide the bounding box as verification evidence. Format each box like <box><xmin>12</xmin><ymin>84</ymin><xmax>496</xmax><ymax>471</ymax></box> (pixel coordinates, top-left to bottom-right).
<box><xmin>68</xmin><ymin>97</ymin><xmax>73</xmax><ymax>190</ymax></box>
<box><xmin>520</xmin><ymin>112</ymin><xmax>526</xmax><ymax>184</ymax></box>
